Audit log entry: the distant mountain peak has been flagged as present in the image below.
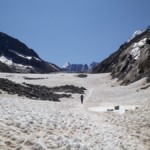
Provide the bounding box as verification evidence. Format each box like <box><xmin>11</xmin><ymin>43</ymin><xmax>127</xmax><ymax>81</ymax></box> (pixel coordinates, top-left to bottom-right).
<box><xmin>62</xmin><ymin>61</ymin><xmax>98</xmax><ymax>73</ymax></box>
<box><xmin>63</xmin><ymin>62</ymin><xmax>71</xmax><ymax>68</ymax></box>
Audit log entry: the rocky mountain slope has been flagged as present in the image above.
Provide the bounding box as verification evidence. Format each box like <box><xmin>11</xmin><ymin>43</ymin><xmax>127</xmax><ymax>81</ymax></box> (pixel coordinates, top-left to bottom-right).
<box><xmin>93</xmin><ymin>27</ymin><xmax>150</xmax><ymax>84</ymax></box>
<box><xmin>0</xmin><ymin>32</ymin><xmax>60</xmax><ymax>73</ymax></box>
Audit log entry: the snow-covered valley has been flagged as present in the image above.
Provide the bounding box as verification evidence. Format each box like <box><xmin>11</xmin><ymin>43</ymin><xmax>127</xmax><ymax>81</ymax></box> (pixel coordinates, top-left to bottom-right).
<box><xmin>0</xmin><ymin>73</ymin><xmax>150</xmax><ymax>150</ymax></box>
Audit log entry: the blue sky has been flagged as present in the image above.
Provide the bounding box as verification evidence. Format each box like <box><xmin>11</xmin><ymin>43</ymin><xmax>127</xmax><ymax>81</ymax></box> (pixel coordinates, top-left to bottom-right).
<box><xmin>0</xmin><ymin>0</ymin><xmax>150</xmax><ymax>67</ymax></box>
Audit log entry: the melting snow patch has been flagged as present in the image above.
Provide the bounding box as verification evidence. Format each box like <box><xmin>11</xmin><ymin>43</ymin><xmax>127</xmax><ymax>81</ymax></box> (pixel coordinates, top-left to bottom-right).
<box><xmin>0</xmin><ymin>55</ymin><xmax>13</xmax><ymax>65</ymax></box>
<box><xmin>130</xmin><ymin>38</ymin><xmax>147</xmax><ymax>60</ymax></box>
<box><xmin>0</xmin><ymin>55</ymin><xmax>34</xmax><ymax>69</ymax></box>
<box><xmin>8</xmin><ymin>49</ymin><xmax>41</xmax><ymax>61</ymax></box>
<box><xmin>88</xmin><ymin>105</ymin><xmax>139</xmax><ymax>114</ymax></box>
<box><xmin>49</xmin><ymin>64</ymin><xmax>59</xmax><ymax>71</ymax></box>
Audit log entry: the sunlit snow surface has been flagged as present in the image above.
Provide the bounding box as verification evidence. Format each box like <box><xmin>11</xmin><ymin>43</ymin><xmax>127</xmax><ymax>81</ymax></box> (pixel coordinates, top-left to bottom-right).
<box><xmin>0</xmin><ymin>73</ymin><xmax>150</xmax><ymax>150</ymax></box>
<box><xmin>0</xmin><ymin>55</ymin><xmax>33</xmax><ymax>69</ymax></box>
<box><xmin>0</xmin><ymin>55</ymin><xmax>13</xmax><ymax>65</ymax></box>
<box><xmin>130</xmin><ymin>38</ymin><xmax>147</xmax><ymax>59</ymax></box>
<box><xmin>89</xmin><ymin>105</ymin><xmax>139</xmax><ymax>114</ymax></box>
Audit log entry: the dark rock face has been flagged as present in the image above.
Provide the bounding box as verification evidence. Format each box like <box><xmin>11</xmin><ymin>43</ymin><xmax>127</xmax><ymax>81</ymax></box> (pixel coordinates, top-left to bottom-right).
<box><xmin>0</xmin><ymin>62</ymin><xmax>12</xmax><ymax>72</ymax></box>
<box><xmin>93</xmin><ymin>27</ymin><xmax>150</xmax><ymax>85</ymax></box>
<box><xmin>88</xmin><ymin>62</ymin><xmax>99</xmax><ymax>72</ymax></box>
<box><xmin>0</xmin><ymin>32</ymin><xmax>60</xmax><ymax>73</ymax></box>
<box><xmin>0</xmin><ymin>78</ymin><xmax>86</xmax><ymax>101</ymax></box>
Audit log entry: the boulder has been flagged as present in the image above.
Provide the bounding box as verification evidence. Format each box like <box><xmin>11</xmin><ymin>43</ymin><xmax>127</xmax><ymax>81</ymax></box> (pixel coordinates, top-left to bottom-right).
<box><xmin>114</xmin><ymin>106</ymin><xmax>119</xmax><ymax>110</ymax></box>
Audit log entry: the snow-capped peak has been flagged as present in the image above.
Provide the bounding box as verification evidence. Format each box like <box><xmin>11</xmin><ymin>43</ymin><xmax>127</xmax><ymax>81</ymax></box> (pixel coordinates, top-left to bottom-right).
<box><xmin>63</xmin><ymin>62</ymin><xmax>71</xmax><ymax>68</ymax></box>
<box><xmin>129</xmin><ymin>30</ymin><xmax>143</xmax><ymax>42</ymax></box>
<box><xmin>132</xmin><ymin>30</ymin><xmax>143</xmax><ymax>38</ymax></box>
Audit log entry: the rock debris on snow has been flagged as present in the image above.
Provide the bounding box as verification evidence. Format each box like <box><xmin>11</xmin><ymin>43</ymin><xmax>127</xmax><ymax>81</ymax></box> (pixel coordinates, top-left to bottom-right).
<box><xmin>0</xmin><ymin>73</ymin><xmax>149</xmax><ymax>150</ymax></box>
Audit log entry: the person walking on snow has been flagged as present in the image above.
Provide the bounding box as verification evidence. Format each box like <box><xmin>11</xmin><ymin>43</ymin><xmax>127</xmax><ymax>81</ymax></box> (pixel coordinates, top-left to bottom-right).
<box><xmin>80</xmin><ymin>95</ymin><xmax>84</xmax><ymax>104</ymax></box>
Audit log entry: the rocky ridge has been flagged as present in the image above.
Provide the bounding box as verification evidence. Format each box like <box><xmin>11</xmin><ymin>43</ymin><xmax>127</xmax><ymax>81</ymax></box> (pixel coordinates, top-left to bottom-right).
<box><xmin>0</xmin><ymin>32</ymin><xmax>60</xmax><ymax>73</ymax></box>
<box><xmin>93</xmin><ymin>27</ymin><xmax>150</xmax><ymax>84</ymax></box>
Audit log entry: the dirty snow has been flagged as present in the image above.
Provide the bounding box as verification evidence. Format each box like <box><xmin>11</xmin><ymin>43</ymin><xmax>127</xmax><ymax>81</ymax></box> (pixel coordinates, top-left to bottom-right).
<box><xmin>89</xmin><ymin>105</ymin><xmax>139</xmax><ymax>114</ymax></box>
<box><xmin>0</xmin><ymin>73</ymin><xmax>150</xmax><ymax>150</ymax></box>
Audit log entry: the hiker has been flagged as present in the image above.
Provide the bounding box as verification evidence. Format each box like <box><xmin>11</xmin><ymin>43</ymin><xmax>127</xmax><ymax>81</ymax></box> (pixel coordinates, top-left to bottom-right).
<box><xmin>80</xmin><ymin>95</ymin><xmax>84</xmax><ymax>104</ymax></box>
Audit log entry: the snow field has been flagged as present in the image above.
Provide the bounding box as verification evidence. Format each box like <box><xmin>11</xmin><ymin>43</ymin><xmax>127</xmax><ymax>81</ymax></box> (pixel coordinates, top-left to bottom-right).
<box><xmin>0</xmin><ymin>73</ymin><xmax>150</xmax><ymax>150</ymax></box>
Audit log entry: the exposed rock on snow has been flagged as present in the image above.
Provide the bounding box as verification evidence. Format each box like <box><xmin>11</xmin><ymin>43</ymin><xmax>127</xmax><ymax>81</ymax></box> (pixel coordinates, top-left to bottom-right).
<box><xmin>0</xmin><ymin>78</ymin><xmax>86</xmax><ymax>101</ymax></box>
<box><xmin>114</xmin><ymin>105</ymin><xmax>119</xmax><ymax>110</ymax></box>
<box><xmin>0</xmin><ymin>73</ymin><xmax>150</xmax><ymax>150</ymax></box>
